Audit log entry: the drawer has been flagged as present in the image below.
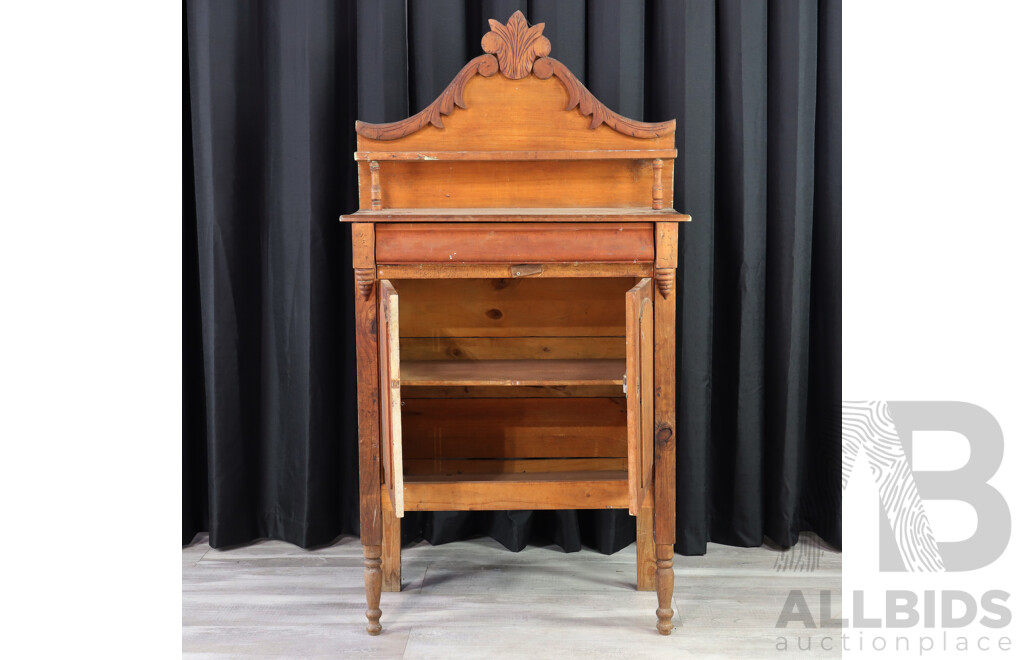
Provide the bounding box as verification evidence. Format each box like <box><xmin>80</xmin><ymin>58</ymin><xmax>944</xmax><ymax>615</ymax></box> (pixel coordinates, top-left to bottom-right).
<box><xmin>374</xmin><ymin>222</ymin><xmax>655</xmax><ymax>264</ymax></box>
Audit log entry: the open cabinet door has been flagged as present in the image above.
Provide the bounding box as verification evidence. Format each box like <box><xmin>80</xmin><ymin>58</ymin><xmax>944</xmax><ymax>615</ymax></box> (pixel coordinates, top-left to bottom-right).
<box><xmin>378</xmin><ymin>279</ymin><xmax>404</xmax><ymax>518</ymax></box>
<box><xmin>625</xmin><ymin>278</ymin><xmax>654</xmax><ymax>516</ymax></box>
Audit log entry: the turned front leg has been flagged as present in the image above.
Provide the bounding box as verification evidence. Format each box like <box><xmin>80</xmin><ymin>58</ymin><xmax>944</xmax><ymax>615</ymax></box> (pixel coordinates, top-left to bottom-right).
<box><xmin>655</xmin><ymin>543</ymin><xmax>674</xmax><ymax>634</ymax></box>
<box><xmin>353</xmin><ymin>223</ymin><xmax>384</xmax><ymax>635</ymax></box>
<box><xmin>652</xmin><ymin>223</ymin><xmax>678</xmax><ymax>635</ymax></box>
<box><xmin>363</xmin><ymin>544</ymin><xmax>383</xmax><ymax>635</ymax></box>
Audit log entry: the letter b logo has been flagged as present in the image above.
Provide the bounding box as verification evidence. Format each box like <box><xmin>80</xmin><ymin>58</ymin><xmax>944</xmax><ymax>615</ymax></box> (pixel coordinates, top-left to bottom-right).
<box><xmin>843</xmin><ymin>401</ymin><xmax>1010</xmax><ymax>572</ymax></box>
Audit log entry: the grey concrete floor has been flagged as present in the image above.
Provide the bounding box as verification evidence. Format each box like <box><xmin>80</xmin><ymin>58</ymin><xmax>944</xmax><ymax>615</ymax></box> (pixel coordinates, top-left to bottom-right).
<box><xmin>183</xmin><ymin>532</ymin><xmax>841</xmax><ymax>658</ymax></box>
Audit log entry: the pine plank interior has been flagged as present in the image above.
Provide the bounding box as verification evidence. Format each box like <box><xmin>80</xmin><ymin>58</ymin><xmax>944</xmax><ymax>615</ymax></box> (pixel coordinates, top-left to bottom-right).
<box><xmin>393</xmin><ymin>277</ymin><xmax>631</xmax><ymax>338</ymax></box>
<box><xmin>402</xmin><ymin>471</ymin><xmax>630</xmax><ymax>511</ymax></box>
<box><xmin>401</xmin><ymin>358</ymin><xmax>625</xmax><ymax>387</ymax></box>
<box><xmin>401</xmin><ymin>397</ymin><xmax>627</xmax><ymax>460</ymax></box>
<box><xmin>405</xmin><ymin>470</ymin><xmax>627</xmax><ymax>483</ymax></box>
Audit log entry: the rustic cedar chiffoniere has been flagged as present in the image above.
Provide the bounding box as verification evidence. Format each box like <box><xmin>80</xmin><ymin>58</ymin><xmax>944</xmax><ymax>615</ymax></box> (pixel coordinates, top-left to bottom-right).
<box><xmin>342</xmin><ymin>11</ymin><xmax>689</xmax><ymax>636</ymax></box>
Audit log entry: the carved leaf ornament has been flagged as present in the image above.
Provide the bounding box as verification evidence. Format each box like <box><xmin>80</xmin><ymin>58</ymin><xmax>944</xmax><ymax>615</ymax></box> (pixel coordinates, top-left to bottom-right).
<box><xmin>481</xmin><ymin>11</ymin><xmax>550</xmax><ymax>79</ymax></box>
<box><xmin>356</xmin><ymin>11</ymin><xmax>673</xmax><ymax>140</ymax></box>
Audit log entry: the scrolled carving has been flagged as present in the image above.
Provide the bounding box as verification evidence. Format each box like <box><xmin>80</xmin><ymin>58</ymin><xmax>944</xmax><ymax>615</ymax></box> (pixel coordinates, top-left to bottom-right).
<box><xmin>355</xmin><ymin>12</ymin><xmax>675</xmax><ymax>141</ymax></box>
<box><xmin>355</xmin><ymin>268</ymin><xmax>375</xmax><ymax>300</ymax></box>
<box><xmin>655</xmin><ymin>268</ymin><xmax>674</xmax><ymax>298</ymax></box>
<box><xmin>533</xmin><ymin>57</ymin><xmax>675</xmax><ymax>138</ymax></box>
<box><xmin>355</xmin><ymin>54</ymin><xmax>498</xmax><ymax>140</ymax></box>
<box><xmin>481</xmin><ymin>10</ymin><xmax>550</xmax><ymax>80</ymax></box>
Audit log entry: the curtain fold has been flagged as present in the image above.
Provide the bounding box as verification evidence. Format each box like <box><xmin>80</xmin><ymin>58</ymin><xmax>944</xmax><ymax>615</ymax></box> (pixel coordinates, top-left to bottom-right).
<box><xmin>184</xmin><ymin>0</ymin><xmax>841</xmax><ymax>555</ymax></box>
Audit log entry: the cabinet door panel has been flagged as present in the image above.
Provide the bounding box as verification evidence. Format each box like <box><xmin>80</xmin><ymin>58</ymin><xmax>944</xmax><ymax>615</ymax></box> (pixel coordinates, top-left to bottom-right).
<box><xmin>378</xmin><ymin>280</ymin><xmax>404</xmax><ymax>517</ymax></box>
<box><xmin>625</xmin><ymin>278</ymin><xmax>654</xmax><ymax>515</ymax></box>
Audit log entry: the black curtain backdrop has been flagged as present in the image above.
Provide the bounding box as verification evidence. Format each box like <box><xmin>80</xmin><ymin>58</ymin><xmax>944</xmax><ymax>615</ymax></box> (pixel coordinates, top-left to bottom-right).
<box><xmin>184</xmin><ymin>0</ymin><xmax>841</xmax><ymax>556</ymax></box>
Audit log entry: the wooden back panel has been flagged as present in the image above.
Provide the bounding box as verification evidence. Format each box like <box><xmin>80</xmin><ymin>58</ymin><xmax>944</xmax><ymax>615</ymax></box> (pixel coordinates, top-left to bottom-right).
<box><xmin>393</xmin><ymin>276</ymin><xmax>634</xmax><ymax>477</ymax></box>
<box><xmin>401</xmin><ymin>397</ymin><xmax>627</xmax><ymax>477</ymax></box>
<box><xmin>391</xmin><ymin>277</ymin><xmax>631</xmax><ymax>339</ymax></box>
<box><xmin>363</xmin><ymin>159</ymin><xmax>662</xmax><ymax>209</ymax></box>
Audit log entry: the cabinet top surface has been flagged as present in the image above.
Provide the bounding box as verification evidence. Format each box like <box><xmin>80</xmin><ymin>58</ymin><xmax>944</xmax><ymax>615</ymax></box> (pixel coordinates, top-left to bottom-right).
<box><xmin>341</xmin><ymin>207</ymin><xmax>689</xmax><ymax>223</ymax></box>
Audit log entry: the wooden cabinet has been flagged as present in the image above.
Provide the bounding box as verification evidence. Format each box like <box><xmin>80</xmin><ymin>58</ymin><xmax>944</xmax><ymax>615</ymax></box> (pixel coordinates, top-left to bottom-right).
<box><xmin>342</xmin><ymin>11</ymin><xmax>689</xmax><ymax>636</ymax></box>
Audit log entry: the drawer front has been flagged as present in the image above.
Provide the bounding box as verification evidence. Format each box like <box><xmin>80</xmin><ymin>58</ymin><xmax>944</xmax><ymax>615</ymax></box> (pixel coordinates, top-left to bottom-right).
<box><xmin>375</xmin><ymin>222</ymin><xmax>655</xmax><ymax>264</ymax></box>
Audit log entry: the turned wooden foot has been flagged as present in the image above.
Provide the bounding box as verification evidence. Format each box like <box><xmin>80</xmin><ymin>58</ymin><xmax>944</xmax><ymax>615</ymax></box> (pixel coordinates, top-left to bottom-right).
<box><xmin>363</xmin><ymin>544</ymin><xmax>383</xmax><ymax>635</ymax></box>
<box><xmin>655</xmin><ymin>543</ymin><xmax>675</xmax><ymax>635</ymax></box>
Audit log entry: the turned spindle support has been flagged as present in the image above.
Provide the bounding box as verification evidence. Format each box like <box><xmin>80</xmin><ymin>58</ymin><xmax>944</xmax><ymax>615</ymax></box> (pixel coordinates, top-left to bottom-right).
<box><xmin>652</xmin><ymin>158</ymin><xmax>664</xmax><ymax>210</ymax></box>
<box><xmin>370</xmin><ymin>160</ymin><xmax>382</xmax><ymax>210</ymax></box>
<box><xmin>363</xmin><ymin>544</ymin><xmax>383</xmax><ymax>635</ymax></box>
<box><xmin>655</xmin><ymin>543</ymin><xmax>675</xmax><ymax>634</ymax></box>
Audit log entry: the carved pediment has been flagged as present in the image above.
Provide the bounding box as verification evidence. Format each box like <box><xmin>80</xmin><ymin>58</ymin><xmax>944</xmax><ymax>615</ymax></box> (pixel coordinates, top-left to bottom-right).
<box><xmin>356</xmin><ymin>11</ymin><xmax>673</xmax><ymax>141</ymax></box>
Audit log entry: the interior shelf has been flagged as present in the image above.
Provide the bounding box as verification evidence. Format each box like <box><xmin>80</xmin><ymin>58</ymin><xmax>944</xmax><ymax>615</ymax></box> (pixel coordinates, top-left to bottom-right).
<box><xmin>404</xmin><ymin>470</ymin><xmax>627</xmax><ymax>484</ymax></box>
<box><xmin>401</xmin><ymin>359</ymin><xmax>625</xmax><ymax>387</ymax></box>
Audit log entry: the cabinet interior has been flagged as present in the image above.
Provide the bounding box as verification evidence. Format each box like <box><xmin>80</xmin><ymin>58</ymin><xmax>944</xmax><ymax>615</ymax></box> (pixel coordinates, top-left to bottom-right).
<box><xmin>392</xmin><ymin>277</ymin><xmax>634</xmax><ymax>482</ymax></box>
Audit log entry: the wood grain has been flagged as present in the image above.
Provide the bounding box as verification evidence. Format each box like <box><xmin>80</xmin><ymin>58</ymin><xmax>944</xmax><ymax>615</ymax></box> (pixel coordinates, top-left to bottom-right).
<box><xmin>371</xmin><ymin>159</ymin><xmax>657</xmax><ymax>209</ymax></box>
<box><xmin>392</xmin><ymin>277</ymin><xmax>632</xmax><ymax>338</ymax></box>
<box><xmin>356</xmin><ymin>57</ymin><xmax>673</xmax><ymax>151</ymax></box>
<box><xmin>400</xmin><ymin>385</ymin><xmax>624</xmax><ymax>399</ymax></box>
<box><xmin>377</xmin><ymin>263</ymin><xmax>653</xmax><ymax>280</ymax></box>
<box><xmin>481</xmin><ymin>11</ymin><xmax>550</xmax><ymax>80</ymax></box>
<box><xmin>378</xmin><ymin>280</ymin><xmax>404</xmax><ymax>518</ymax></box>
<box><xmin>401</xmin><ymin>397</ymin><xmax>626</xmax><ymax>460</ymax></box>
<box><xmin>353</xmin><ymin>261</ymin><xmax>381</xmax><ymax>546</ymax></box>
<box><xmin>351</xmin><ymin>223</ymin><xmax>374</xmax><ymax>267</ymax></box>
<box><xmin>363</xmin><ymin>544</ymin><xmax>382</xmax><ymax>635</ymax></box>
<box><xmin>655</xmin><ymin>543</ymin><xmax>675</xmax><ymax>635</ymax></box>
<box><xmin>401</xmin><ymin>359</ymin><xmax>625</xmax><ymax>387</ymax></box>
<box><xmin>369</xmin><ymin>161</ymin><xmax>382</xmax><ymax>210</ymax></box>
<box><xmin>346</xmin><ymin>207</ymin><xmax>688</xmax><ymax>220</ymax></box>
<box><xmin>625</xmin><ymin>278</ymin><xmax>654</xmax><ymax>516</ymax></box>
<box><xmin>400</xmin><ymin>336</ymin><xmax>625</xmax><ymax>361</ymax></box>
<box><xmin>636</xmin><ymin>490</ymin><xmax>656</xmax><ymax>591</ymax></box>
<box><xmin>355</xmin><ymin>55</ymin><xmax>499</xmax><ymax>140</ymax></box>
<box><xmin>532</xmin><ymin>56</ymin><xmax>673</xmax><ymax>138</ymax></box>
<box><xmin>344</xmin><ymin>9</ymin><xmax>685</xmax><ymax>635</ymax></box>
<box><xmin>404</xmin><ymin>457</ymin><xmax>627</xmax><ymax>475</ymax></box>
<box><xmin>653</xmin><ymin>225</ymin><xmax>677</xmax><ymax>546</ymax></box>
<box><xmin>375</xmin><ymin>222</ymin><xmax>654</xmax><ymax>264</ymax></box>
<box><xmin>654</xmin><ymin>222</ymin><xmax>678</xmax><ymax>298</ymax></box>
<box><xmin>355</xmin><ymin>149</ymin><xmax>677</xmax><ymax>161</ymax></box>
<box><xmin>403</xmin><ymin>471</ymin><xmax>629</xmax><ymax>511</ymax></box>
<box><xmin>652</xmin><ymin>158</ymin><xmax>664</xmax><ymax>210</ymax></box>
<box><xmin>381</xmin><ymin>489</ymin><xmax>402</xmax><ymax>593</ymax></box>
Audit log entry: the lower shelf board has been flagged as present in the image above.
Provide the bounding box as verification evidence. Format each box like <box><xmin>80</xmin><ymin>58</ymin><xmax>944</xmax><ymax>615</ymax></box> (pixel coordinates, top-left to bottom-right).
<box><xmin>401</xmin><ymin>470</ymin><xmax>629</xmax><ymax>512</ymax></box>
<box><xmin>401</xmin><ymin>359</ymin><xmax>626</xmax><ymax>387</ymax></box>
